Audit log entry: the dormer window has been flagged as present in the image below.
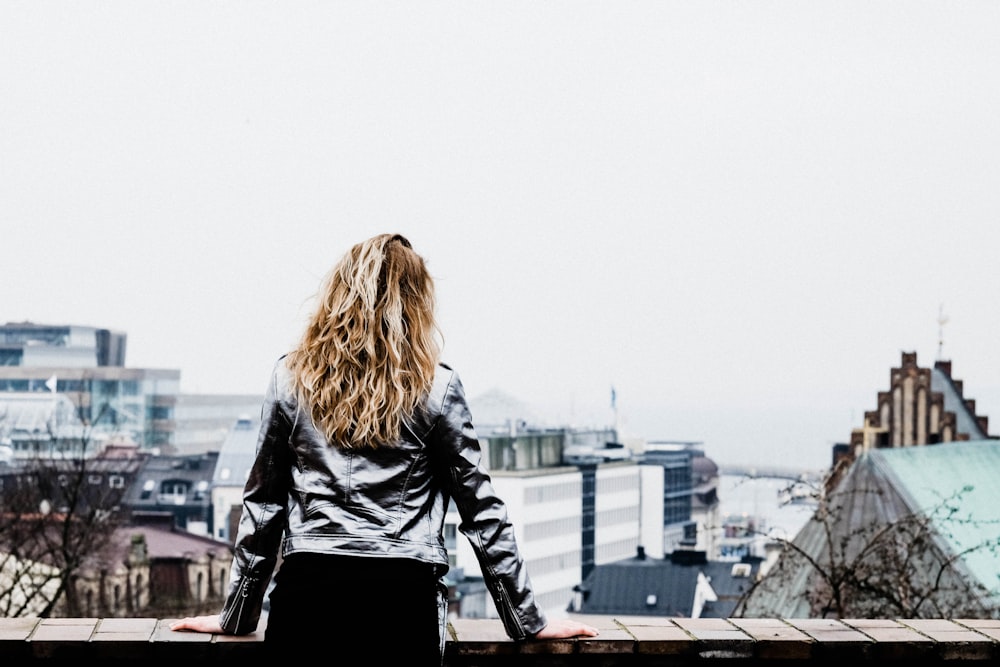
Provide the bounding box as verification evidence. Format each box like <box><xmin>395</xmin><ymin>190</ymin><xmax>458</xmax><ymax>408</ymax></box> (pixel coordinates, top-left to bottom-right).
<box><xmin>731</xmin><ymin>563</ymin><xmax>752</xmax><ymax>578</ymax></box>
<box><xmin>159</xmin><ymin>480</ymin><xmax>189</xmax><ymax>505</ymax></box>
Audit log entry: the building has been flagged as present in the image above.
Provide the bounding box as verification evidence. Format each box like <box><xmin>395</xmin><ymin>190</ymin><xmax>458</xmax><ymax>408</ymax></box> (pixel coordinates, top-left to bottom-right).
<box><xmin>522</xmin><ymin>441</ymin><xmax>732</xmax><ymax>621</ymax></box>
<box><xmin>209</xmin><ymin>416</ymin><xmax>259</xmax><ymax>543</ymax></box>
<box><xmin>0</xmin><ymin>367</ymin><xmax>180</xmax><ymax>456</ymax></box>
<box><xmin>836</xmin><ymin>352</ymin><xmax>994</xmax><ymax>466</ymax></box>
<box><xmin>448</xmin><ymin>458</ymin><xmax>643</xmax><ymax>620</ymax></box>
<box><xmin>690</xmin><ymin>453</ymin><xmax>722</xmax><ymax>559</ymax></box>
<box><xmin>0</xmin><ymin>436</ymin><xmax>230</xmax><ymax>619</ymax></box>
<box><xmin>0</xmin><ymin>322</ymin><xmax>263</xmax><ymax>457</ymax></box>
<box><xmin>122</xmin><ymin>519</ymin><xmax>234</xmax><ymax>618</ymax></box>
<box><xmin>638</xmin><ymin>441</ymin><xmax>718</xmax><ymax>559</ymax></box>
<box><xmin>738</xmin><ymin>352</ymin><xmax>1000</xmax><ymax>619</ymax></box>
<box><xmin>3</xmin><ymin>520</ymin><xmax>233</xmax><ymax>619</ymax></box>
<box><xmin>173</xmin><ymin>394</ymin><xmax>262</xmax><ymax>456</ymax></box>
<box><xmin>0</xmin><ymin>322</ymin><xmax>180</xmax><ymax>454</ymax></box>
<box><xmin>738</xmin><ymin>439</ymin><xmax>1000</xmax><ymax>619</ymax></box>
<box><xmin>124</xmin><ymin>451</ymin><xmax>220</xmax><ymax>537</ymax></box>
<box><xmin>0</xmin><ymin>440</ymin><xmax>148</xmax><ymax>516</ymax></box>
<box><xmin>0</xmin><ymin>322</ymin><xmax>126</xmax><ymax>367</ymax></box>
<box><xmin>445</xmin><ymin>422</ymin><xmax>719</xmax><ymax>622</ymax></box>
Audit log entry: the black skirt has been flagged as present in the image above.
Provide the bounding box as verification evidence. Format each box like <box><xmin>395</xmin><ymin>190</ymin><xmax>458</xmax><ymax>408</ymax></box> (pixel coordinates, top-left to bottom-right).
<box><xmin>264</xmin><ymin>552</ymin><xmax>442</xmax><ymax>665</ymax></box>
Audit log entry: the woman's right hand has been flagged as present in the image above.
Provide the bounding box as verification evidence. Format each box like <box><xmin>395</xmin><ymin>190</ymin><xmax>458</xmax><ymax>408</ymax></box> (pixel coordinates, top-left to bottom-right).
<box><xmin>169</xmin><ymin>615</ymin><xmax>224</xmax><ymax>634</ymax></box>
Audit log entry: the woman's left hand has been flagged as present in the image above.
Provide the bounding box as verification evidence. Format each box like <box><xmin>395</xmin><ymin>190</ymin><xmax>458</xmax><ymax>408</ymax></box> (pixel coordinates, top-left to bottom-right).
<box><xmin>533</xmin><ymin>617</ymin><xmax>600</xmax><ymax>639</ymax></box>
<box><xmin>169</xmin><ymin>615</ymin><xmax>224</xmax><ymax>634</ymax></box>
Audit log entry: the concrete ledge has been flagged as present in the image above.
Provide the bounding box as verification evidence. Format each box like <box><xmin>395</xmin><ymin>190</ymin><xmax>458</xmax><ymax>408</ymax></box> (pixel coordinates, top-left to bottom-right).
<box><xmin>0</xmin><ymin>617</ymin><xmax>998</xmax><ymax>663</ymax></box>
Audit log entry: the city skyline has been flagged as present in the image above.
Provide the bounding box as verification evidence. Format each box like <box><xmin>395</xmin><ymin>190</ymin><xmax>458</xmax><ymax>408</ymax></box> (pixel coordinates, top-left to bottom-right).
<box><xmin>3</xmin><ymin>2</ymin><xmax>999</xmax><ymax>472</ymax></box>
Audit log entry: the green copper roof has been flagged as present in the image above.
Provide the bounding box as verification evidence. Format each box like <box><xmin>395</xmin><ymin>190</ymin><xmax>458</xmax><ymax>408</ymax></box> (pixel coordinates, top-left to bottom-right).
<box><xmin>873</xmin><ymin>439</ymin><xmax>1000</xmax><ymax>596</ymax></box>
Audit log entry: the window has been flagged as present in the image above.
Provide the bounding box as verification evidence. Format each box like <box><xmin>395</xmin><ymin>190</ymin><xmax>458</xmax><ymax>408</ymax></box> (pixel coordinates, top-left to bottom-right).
<box><xmin>162</xmin><ymin>481</ymin><xmax>188</xmax><ymax>495</ymax></box>
<box><xmin>160</xmin><ymin>480</ymin><xmax>189</xmax><ymax>504</ymax></box>
<box><xmin>444</xmin><ymin>523</ymin><xmax>457</xmax><ymax>549</ymax></box>
<box><xmin>150</xmin><ymin>406</ymin><xmax>172</xmax><ymax>420</ymax></box>
<box><xmin>134</xmin><ymin>574</ymin><xmax>143</xmax><ymax>610</ymax></box>
<box><xmin>109</xmin><ymin>475</ymin><xmax>125</xmax><ymax>488</ymax></box>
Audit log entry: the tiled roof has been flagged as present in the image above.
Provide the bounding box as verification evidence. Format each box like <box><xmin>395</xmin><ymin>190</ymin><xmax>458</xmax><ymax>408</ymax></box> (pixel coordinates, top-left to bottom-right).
<box><xmin>91</xmin><ymin>523</ymin><xmax>233</xmax><ymax>567</ymax></box>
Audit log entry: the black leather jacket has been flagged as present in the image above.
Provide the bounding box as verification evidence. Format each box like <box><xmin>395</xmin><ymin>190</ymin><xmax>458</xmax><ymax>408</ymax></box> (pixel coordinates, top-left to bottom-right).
<box><xmin>218</xmin><ymin>357</ymin><xmax>547</xmax><ymax>651</ymax></box>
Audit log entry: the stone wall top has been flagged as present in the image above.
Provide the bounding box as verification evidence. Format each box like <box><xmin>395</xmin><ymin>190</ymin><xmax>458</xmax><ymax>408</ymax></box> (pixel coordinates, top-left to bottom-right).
<box><xmin>1</xmin><ymin>616</ymin><xmax>999</xmax><ymax>664</ymax></box>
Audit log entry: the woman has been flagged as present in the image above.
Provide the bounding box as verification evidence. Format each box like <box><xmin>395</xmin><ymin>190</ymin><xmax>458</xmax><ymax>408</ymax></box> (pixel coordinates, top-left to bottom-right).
<box><xmin>170</xmin><ymin>234</ymin><xmax>598</xmax><ymax>664</ymax></box>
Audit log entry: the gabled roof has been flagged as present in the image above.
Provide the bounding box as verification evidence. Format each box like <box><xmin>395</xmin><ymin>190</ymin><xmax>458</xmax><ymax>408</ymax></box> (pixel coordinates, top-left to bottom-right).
<box><xmin>739</xmin><ymin>439</ymin><xmax>1000</xmax><ymax>617</ymax></box>
<box><xmin>931</xmin><ymin>365</ymin><xmax>989</xmax><ymax>439</ymax></box>
<box><xmin>701</xmin><ymin>559</ymin><xmax>762</xmax><ymax>617</ymax></box>
<box><xmin>93</xmin><ymin>523</ymin><xmax>234</xmax><ymax>567</ymax></box>
<box><xmin>212</xmin><ymin>417</ymin><xmax>259</xmax><ymax>487</ymax></box>
<box><xmin>578</xmin><ymin>554</ymin><xmax>697</xmax><ymax>617</ymax></box>
<box><xmin>576</xmin><ymin>550</ymin><xmax>761</xmax><ymax>618</ymax></box>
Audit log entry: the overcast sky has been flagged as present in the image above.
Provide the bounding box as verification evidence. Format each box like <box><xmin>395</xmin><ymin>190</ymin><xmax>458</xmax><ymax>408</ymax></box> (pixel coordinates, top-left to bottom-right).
<box><xmin>3</xmin><ymin>2</ymin><xmax>998</xmax><ymax>471</ymax></box>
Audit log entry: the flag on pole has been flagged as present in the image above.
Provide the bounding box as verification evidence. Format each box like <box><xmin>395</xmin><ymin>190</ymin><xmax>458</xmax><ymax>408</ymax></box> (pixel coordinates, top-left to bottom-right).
<box><xmin>45</xmin><ymin>374</ymin><xmax>57</xmax><ymax>393</ymax></box>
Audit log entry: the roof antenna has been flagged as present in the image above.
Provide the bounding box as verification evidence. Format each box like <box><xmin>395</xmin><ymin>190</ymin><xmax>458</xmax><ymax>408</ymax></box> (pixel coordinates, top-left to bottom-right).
<box><xmin>936</xmin><ymin>303</ymin><xmax>949</xmax><ymax>361</ymax></box>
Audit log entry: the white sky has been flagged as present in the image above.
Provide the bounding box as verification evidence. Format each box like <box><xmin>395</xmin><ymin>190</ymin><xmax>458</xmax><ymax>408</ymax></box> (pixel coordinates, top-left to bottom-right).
<box><xmin>3</xmin><ymin>2</ymin><xmax>998</xmax><ymax>472</ymax></box>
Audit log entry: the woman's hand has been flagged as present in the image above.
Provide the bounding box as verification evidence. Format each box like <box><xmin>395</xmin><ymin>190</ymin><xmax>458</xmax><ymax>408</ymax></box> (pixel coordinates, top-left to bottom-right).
<box><xmin>533</xmin><ymin>617</ymin><xmax>600</xmax><ymax>639</ymax></box>
<box><xmin>169</xmin><ymin>615</ymin><xmax>224</xmax><ymax>634</ymax></box>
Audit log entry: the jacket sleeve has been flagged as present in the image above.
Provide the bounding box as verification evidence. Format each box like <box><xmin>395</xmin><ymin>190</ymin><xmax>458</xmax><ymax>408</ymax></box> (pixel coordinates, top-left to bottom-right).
<box><xmin>431</xmin><ymin>368</ymin><xmax>547</xmax><ymax>640</ymax></box>
<box><xmin>218</xmin><ymin>362</ymin><xmax>292</xmax><ymax>634</ymax></box>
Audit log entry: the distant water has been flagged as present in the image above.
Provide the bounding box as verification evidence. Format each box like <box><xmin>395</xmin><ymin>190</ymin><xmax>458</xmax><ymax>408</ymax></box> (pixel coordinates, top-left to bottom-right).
<box><xmin>718</xmin><ymin>474</ymin><xmax>816</xmax><ymax>541</ymax></box>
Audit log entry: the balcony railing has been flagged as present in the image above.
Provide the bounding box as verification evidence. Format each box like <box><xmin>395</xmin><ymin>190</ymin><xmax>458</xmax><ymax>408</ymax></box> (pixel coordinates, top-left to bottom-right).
<box><xmin>1</xmin><ymin>616</ymin><xmax>999</xmax><ymax>664</ymax></box>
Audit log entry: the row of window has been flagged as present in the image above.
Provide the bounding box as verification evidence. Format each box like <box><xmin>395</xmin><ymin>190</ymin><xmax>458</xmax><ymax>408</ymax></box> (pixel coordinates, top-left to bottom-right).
<box><xmin>0</xmin><ymin>472</ymin><xmax>125</xmax><ymax>491</ymax></box>
<box><xmin>524</xmin><ymin>516</ymin><xmax>579</xmax><ymax>541</ymax></box>
<box><xmin>527</xmin><ymin>550</ymin><xmax>582</xmax><ymax>576</ymax></box>
<box><xmin>138</xmin><ymin>479</ymin><xmax>209</xmax><ymax>501</ymax></box>
<box><xmin>0</xmin><ymin>379</ymin><xmax>142</xmax><ymax>395</ymax></box>
<box><xmin>523</xmin><ymin>504</ymin><xmax>640</xmax><ymax>544</ymax></box>
<box><xmin>595</xmin><ymin>536</ymin><xmax>640</xmax><ymax>562</ymax></box>
<box><xmin>523</xmin><ymin>479</ymin><xmax>582</xmax><ymax>504</ymax></box>
<box><xmin>595</xmin><ymin>505</ymin><xmax>639</xmax><ymax>527</ymax></box>
<box><xmin>596</xmin><ymin>471</ymin><xmax>640</xmax><ymax>493</ymax></box>
<box><xmin>0</xmin><ymin>473</ymin><xmax>214</xmax><ymax>498</ymax></box>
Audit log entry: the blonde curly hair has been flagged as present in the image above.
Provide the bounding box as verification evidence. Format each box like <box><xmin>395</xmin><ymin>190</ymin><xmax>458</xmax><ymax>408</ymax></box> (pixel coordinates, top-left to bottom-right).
<box><xmin>286</xmin><ymin>234</ymin><xmax>441</xmax><ymax>448</ymax></box>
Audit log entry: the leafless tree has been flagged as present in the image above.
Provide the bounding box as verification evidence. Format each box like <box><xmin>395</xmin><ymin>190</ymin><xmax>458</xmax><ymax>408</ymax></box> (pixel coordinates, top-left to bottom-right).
<box><xmin>732</xmin><ymin>470</ymin><xmax>1000</xmax><ymax>619</ymax></box>
<box><xmin>0</xmin><ymin>403</ymin><xmax>136</xmax><ymax>617</ymax></box>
